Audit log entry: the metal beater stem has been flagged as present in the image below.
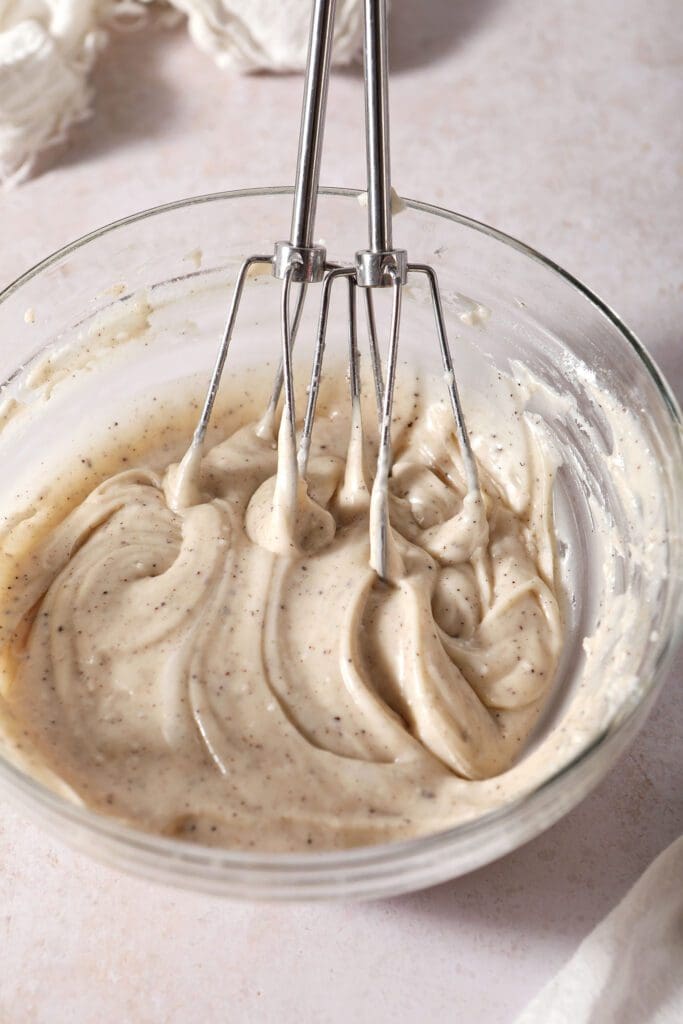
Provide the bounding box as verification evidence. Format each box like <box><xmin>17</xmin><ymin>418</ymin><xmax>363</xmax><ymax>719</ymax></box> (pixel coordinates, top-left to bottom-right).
<box><xmin>363</xmin><ymin>0</ymin><xmax>392</xmax><ymax>253</ymax></box>
<box><xmin>274</xmin><ymin>0</ymin><xmax>336</xmax><ymax>281</ymax></box>
<box><xmin>267</xmin><ymin>0</ymin><xmax>337</xmax><ymax>443</ymax></box>
<box><xmin>289</xmin><ymin>0</ymin><xmax>337</xmax><ymax>248</ymax></box>
<box><xmin>356</xmin><ymin>0</ymin><xmax>407</xmax><ymax>289</ymax></box>
<box><xmin>359</xmin><ymin>0</ymin><xmax>479</xmax><ymax>580</ymax></box>
<box><xmin>358</xmin><ymin>0</ymin><xmax>407</xmax><ymax>579</ymax></box>
<box><xmin>190</xmin><ymin>0</ymin><xmax>336</xmax><ymax>460</ymax></box>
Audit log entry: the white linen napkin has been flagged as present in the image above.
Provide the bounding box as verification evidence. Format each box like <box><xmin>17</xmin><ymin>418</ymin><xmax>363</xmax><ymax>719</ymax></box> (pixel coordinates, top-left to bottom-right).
<box><xmin>0</xmin><ymin>0</ymin><xmax>362</xmax><ymax>186</ymax></box>
<box><xmin>515</xmin><ymin>835</ymin><xmax>683</xmax><ymax>1024</ymax></box>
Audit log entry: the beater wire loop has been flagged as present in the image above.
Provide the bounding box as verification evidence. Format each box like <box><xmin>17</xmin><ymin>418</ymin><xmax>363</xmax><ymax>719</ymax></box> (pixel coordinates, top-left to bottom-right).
<box><xmin>298</xmin><ymin>266</ymin><xmax>355</xmax><ymax>476</ymax></box>
<box><xmin>193</xmin><ymin>254</ymin><xmax>272</xmax><ymax>450</ymax></box>
<box><xmin>409</xmin><ymin>263</ymin><xmax>480</xmax><ymax>494</ymax></box>
<box><xmin>369</xmin><ymin>269</ymin><xmax>403</xmax><ymax>580</ymax></box>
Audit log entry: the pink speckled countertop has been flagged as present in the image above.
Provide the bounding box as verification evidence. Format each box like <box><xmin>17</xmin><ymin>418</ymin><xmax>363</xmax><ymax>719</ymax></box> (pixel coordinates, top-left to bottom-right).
<box><xmin>1</xmin><ymin>1</ymin><xmax>681</xmax><ymax>1021</ymax></box>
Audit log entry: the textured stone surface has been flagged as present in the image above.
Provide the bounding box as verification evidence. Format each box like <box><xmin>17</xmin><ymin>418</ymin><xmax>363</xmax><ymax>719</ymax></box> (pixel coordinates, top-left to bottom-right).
<box><xmin>1</xmin><ymin>1</ymin><xmax>681</xmax><ymax>1021</ymax></box>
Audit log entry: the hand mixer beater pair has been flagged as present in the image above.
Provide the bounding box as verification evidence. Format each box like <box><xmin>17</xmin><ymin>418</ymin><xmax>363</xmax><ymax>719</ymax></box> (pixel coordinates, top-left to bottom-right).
<box><xmin>180</xmin><ymin>0</ymin><xmax>481</xmax><ymax>582</ymax></box>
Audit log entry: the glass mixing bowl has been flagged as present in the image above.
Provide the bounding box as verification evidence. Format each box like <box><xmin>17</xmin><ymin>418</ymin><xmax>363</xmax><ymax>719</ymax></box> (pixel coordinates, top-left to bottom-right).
<box><xmin>0</xmin><ymin>188</ymin><xmax>680</xmax><ymax>900</ymax></box>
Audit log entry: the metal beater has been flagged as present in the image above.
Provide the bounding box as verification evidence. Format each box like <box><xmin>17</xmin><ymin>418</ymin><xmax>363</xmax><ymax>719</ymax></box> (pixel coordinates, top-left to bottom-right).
<box><xmin>181</xmin><ymin>0</ymin><xmax>480</xmax><ymax>582</ymax></box>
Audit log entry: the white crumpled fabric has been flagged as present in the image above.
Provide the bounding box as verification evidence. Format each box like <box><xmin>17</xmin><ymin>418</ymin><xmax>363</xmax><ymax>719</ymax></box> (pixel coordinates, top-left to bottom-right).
<box><xmin>516</xmin><ymin>835</ymin><xmax>683</xmax><ymax>1024</ymax></box>
<box><xmin>0</xmin><ymin>0</ymin><xmax>362</xmax><ymax>186</ymax></box>
<box><xmin>173</xmin><ymin>0</ymin><xmax>362</xmax><ymax>72</ymax></box>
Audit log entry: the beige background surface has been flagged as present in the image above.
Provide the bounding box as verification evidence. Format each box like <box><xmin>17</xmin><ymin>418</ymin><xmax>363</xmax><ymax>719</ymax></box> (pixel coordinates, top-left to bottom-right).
<box><xmin>1</xmin><ymin>1</ymin><xmax>681</xmax><ymax>1021</ymax></box>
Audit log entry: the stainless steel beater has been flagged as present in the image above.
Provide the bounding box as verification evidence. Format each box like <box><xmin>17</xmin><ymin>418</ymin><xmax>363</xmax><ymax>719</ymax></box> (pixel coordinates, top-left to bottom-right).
<box><xmin>185</xmin><ymin>0</ymin><xmax>480</xmax><ymax>581</ymax></box>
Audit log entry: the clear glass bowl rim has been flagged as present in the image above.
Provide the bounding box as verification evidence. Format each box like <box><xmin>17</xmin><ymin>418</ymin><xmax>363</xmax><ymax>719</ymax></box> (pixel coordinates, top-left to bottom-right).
<box><xmin>0</xmin><ymin>185</ymin><xmax>681</xmax><ymax>888</ymax></box>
